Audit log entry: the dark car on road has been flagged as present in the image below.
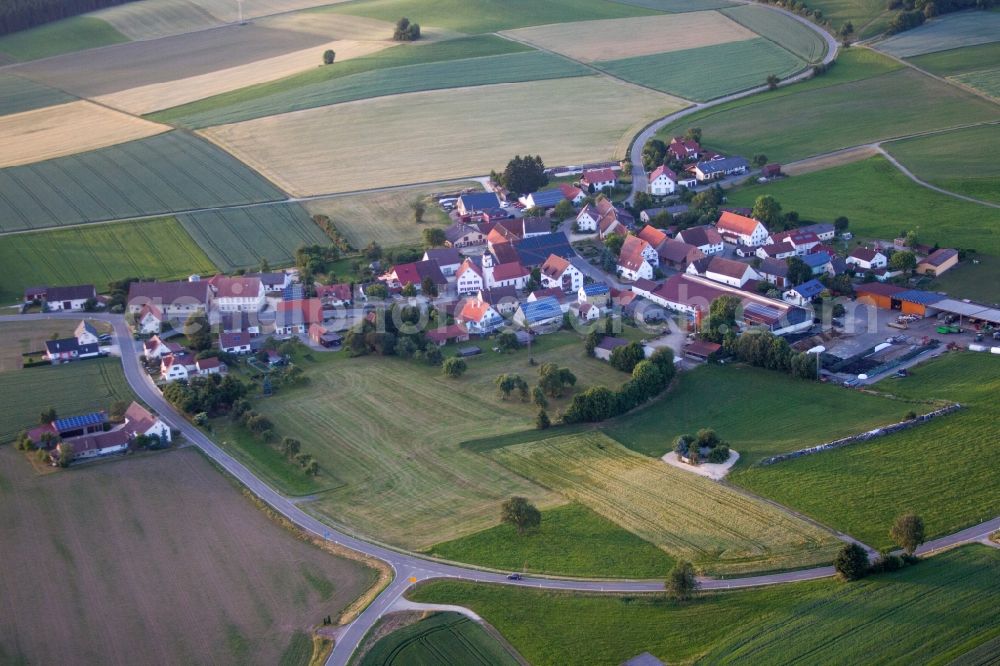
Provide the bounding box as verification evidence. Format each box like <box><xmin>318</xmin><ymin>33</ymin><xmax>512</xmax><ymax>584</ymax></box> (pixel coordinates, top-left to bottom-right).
<box><xmin>506</xmin><ymin>573</ymin><xmax>522</xmax><ymax>580</ymax></box>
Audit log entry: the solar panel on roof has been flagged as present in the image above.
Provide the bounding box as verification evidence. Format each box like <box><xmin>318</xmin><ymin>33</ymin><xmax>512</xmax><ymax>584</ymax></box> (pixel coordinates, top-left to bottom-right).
<box><xmin>743</xmin><ymin>302</ymin><xmax>783</xmax><ymax>324</ymax></box>
<box><xmin>53</xmin><ymin>412</ymin><xmax>106</xmax><ymax>430</ymax></box>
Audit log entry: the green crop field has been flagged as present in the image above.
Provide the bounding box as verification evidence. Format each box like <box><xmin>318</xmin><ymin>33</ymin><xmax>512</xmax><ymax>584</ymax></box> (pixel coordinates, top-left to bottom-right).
<box><xmin>427</xmin><ymin>503</ymin><xmax>674</xmax><ymax>578</ymax></box>
<box><xmin>954</xmin><ymin>66</ymin><xmax>1000</xmax><ymax>98</ymax></box>
<box><xmin>609</xmin><ymin>0</ymin><xmax>736</xmax><ymax>11</ymax></box>
<box><xmin>303</xmin><ymin>184</ymin><xmax>462</xmax><ymax>249</ymax></box>
<box><xmin>488</xmin><ymin>432</ymin><xmax>841</xmax><ymax>575</ymax></box>
<box><xmin>0</xmin><ymin>131</ymin><xmax>286</xmax><ymax>232</ymax></box>
<box><xmin>596</xmin><ymin>38</ymin><xmax>805</xmax><ymax>102</ymax></box>
<box><xmin>736</xmin><ymin>353</ymin><xmax>1000</xmax><ymax>549</ymax></box>
<box><xmin>0</xmin><ymin>358</ymin><xmax>133</xmax><ymax>442</ymax></box>
<box><xmin>359</xmin><ymin>612</ymin><xmax>519</xmax><ymax>666</ymax></box>
<box><xmin>0</xmin><ymin>74</ymin><xmax>75</xmax><ymax>116</ymax></box>
<box><xmin>178</xmin><ymin>203</ymin><xmax>329</xmax><ymax>272</ymax></box>
<box><xmin>907</xmin><ymin>42</ymin><xmax>1000</xmax><ymax>76</ymax></box>
<box><xmin>875</xmin><ymin>10</ymin><xmax>1000</xmax><ymax>58</ymax></box>
<box><xmin>0</xmin><ymin>321</ymin><xmax>111</xmax><ymax>373</ymax></box>
<box><xmin>721</xmin><ymin>5</ymin><xmax>828</xmax><ymax>62</ymax></box>
<box><xmin>325</xmin><ymin>0</ymin><xmax>659</xmax><ymax>34</ymax></box>
<box><xmin>884</xmin><ymin>124</ymin><xmax>1000</xmax><ymax>204</ymax></box>
<box><xmin>149</xmin><ymin>35</ymin><xmax>530</xmax><ymax>128</ymax></box>
<box><xmin>0</xmin><ymin>16</ymin><xmax>128</xmax><ymax>62</ymax></box>
<box><xmin>806</xmin><ymin>0</ymin><xmax>894</xmax><ymax>38</ymax></box>
<box><xmin>157</xmin><ymin>51</ymin><xmax>589</xmax><ymax>129</ymax></box>
<box><xmin>0</xmin><ymin>217</ymin><xmax>217</xmax><ymax>304</ymax></box>
<box><xmin>411</xmin><ymin>545</ymin><xmax>1000</xmax><ymax>666</ymax></box>
<box><xmin>603</xmin><ymin>364</ymin><xmax>903</xmax><ymax>467</ymax></box>
<box><xmin>727</xmin><ymin>156</ymin><xmax>1000</xmax><ymax>256</ymax></box>
<box><xmin>227</xmin><ymin>333</ymin><xmax>631</xmax><ymax>548</ymax></box>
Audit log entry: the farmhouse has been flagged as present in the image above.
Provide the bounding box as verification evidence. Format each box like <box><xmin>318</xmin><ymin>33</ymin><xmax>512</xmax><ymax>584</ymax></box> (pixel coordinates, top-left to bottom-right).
<box><xmin>315</xmin><ymin>283</ymin><xmax>353</xmax><ymax>307</ymax></box>
<box><xmin>135</xmin><ymin>303</ymin><xmax>164</xmax><ymax>334</ymax></box>
<box><xmin>617</xmin><ymin>235</ymin><xmax>658</xmax><ymax>282</ymax></box>
<box><xmin>56</xmin><ymin>430</ymin><xmax>130</xmax><ymax>462</ymax></box>
<box><xmin>128</xmin><ymin>281</ymin><xmax>212</xmax><ymax>319</ymax></box>
<box><xmin>757</xmin><ymin>258</ymin><xmax>790</xmax><ymax>288</ymax></box>
<box><xmin>716</xmin><ymin>211</ymin><xmax>769</xmax><ymax>247</ymax></box>
<box><xmin>783</xmin><ymin>279</ymin><xmax>826</xmax><ymax>307</ymax></box>
<box><xmin>570</xmin><ymin>300</ymin><xmax>601</xmax><ymax>321</ymax></box>
<box><xmin>275</xmin><ymin>299</ymin><xmax>324</xmax><ymax>335</ymax></box>
<box><xmin>245</xmin><ymin>271</ymin><xmax>291</xmax><ymax>294</ymax></box>
<box><xmin>44</xmin><ymin>338</ymin><xmax>100</xmax><ymax>363</ymax></box>
<box><xmin>423</xmin><ymin>248</ymin><xmax>463</xmax><ymax>276</ymax></box>
<box><xmin>455</xmin><ymin>294</ymin><xmax>504</xmax><ymax>334</ymax></box>
<box><xmin>23</xmin><ymin>284</ymin><xmax>96</xmax><ymax>311</ymax></box>
<box><xmin>540</xmin><ymin>254</ymin><xmax>584</xmax><ymax>293</ymax></box>
<box><xmin>916</xmin><ymin>248</ymin><xmax>959</xmax><ymax>276</ymax></box>
<box><xmin>558</xmin><ymin>183</ymin><xmax>586</xmax><ymax>205</ymax></box>
<box><xmin>694</xmin><ymin>156</ymin><xmax>749</xmax><ymax>182</ymax></box>
<box><xmin>847</xmin><ymin>247</ymin><xmax>888</xmax><ymax>271</ymax></box>
<box><xmin>594</xmin><ymin>336</ymin><xmax>629</xmax><ymax>361</ymax></box>
<box><xmin>594</xmin><ymin>197</ymin><xmax>634</xmax><ymax>240</ymax></box>
<box><xmin>122</xmin><ymin>401</ymin><xmax>171</xmax><ymax>443</ymax></box>
<box><xmin>636</xmin><ymin>225</ymin><xmax>669</xmax><ymax>250</ymax></box>
<box><xmin>220</xmin><ymin>331</ymin><xmax>253</xmax><ymax>354</ymax></box>
<box><xmin>160</xmin><ymin>353</ymin><xmax>196</xmax><ymax>382</ymax></box>
<box><xmin>648</xmin><ymin>164</ymin><xmax>678</xmax><ymax>196</ymax></box>
<box><xmin>687</xmin><ymin>256</ymin><xmax>759</xmax><ymax>289</ymax></box>
<box><xmin>675</xmin><ymin>225</ymin><xmax>724</xmax><ymax>256</ymax></box>
<box><xmin>802</xmin><ymin>251</ymin><xmax>835</xmax><ymax>277</ymax></box>
<box><xmin>444</xmin><ymin>222</ymin><xmax>487</xmax><ymax>249</ymax></box>
<box><xmin>768</xmin><ymin>229</ymin><xmax>821</xmax><ymax>255</ymax></box>
<box><xmin>513</xmin><ymin>296</ymin><xmax>564</xmax><ymax>332</ymax></box>
<box><xmin>581</xmin><ymin>168</ymin><xmax>617</xmax><ymax>192</ymax></box>
<box><xmin>668</xmin><ymin>136</ymin><xmax>701</xmax><ymax>161</ymax></box>
<box><xmin>208</xmin><ymin>275</ymin><xmax>265</xmax><ymax>312</ymax></box>
<box><xmin>457</xmin><ymin>192</ymin><xmax>500</xmax><ymax>216</ymax></box>
<box><xmin>380</xmin><ymin>260</ymin><xmax>448</xmax><ymax>292</ymax></box>
<box><xmin>425</xmin><ymin>323</ymin><xmax>470</xmax><ymax>347</ymax></box>
<box><xmin>519</xmin><ymin>188</ymin><xmax>565</xmax><ymax>209</ymax></box>
<box><xmin>142</xmin><ymin>336</ymin><xmax>181</xmax><ymax>360</ymax></box>
<box><xmin>74</xmin><ymin>320</ymin><xmax>100</xmax><ymax>346</ymax></box>
<box><xmin>196</xmin><ymin>357</ymin><xmax>223</xmax><ymax>376</ymax></box>
<box><xmin>797</xmin><ymin>223</ymin><xmax>835</xmax><ymax>241</ymax></box>
<box><xmin>456</xmin><ymin>258</ymin><xmax>485</xmax><ymax>294</ymax></box>
<box><xmin>481</xmin><ymin>253</ymin><xmax>530</xmax><ymax>290</ymax></box>
<box><xmin>575</xmin><ymin>204</ymin><xmax>601</xmax><ymax>232</ymax></box>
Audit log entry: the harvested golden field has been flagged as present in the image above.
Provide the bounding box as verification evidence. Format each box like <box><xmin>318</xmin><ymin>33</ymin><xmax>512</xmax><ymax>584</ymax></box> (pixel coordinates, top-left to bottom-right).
<box><xmin>488</xmin><ymin>432</ymin><xmax>842</xmax><ymax>575</ymax></box>
<box><xmin>96</xmin><ymin>39</ymin><xmax>393</xmax><ymax>114</ymax></box>
<box><xmin>202</xmin><ymin>76</ymin><xmax>686</xmax><ymax>195</ymax></box>
<box><xmin>0</xmin><ymin>101</ymin><xmax>168</xmax><ymax>167</ymax></box>
<box><xmin>263</xmin><ymin>10</ymin><xmax>463</xmax><ymax>43</ymax></box>
<box><xmin>501</xmin><ymin>12</ymin><xmax>754</xmax><ymax>62</ymax></box>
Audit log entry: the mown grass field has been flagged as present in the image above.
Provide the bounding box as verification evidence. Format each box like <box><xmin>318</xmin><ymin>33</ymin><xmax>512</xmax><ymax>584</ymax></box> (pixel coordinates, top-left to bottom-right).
<box><xmin>0</xmin><ymin>217</ymin><xmax>217</xmax><ymax>304</ymax></box>
<box><xmin>488</xmin><ymin>432</ymin><xmax>842</xmax><ymax>575</ymax></box>
<box><xmin>502</xmin><ymin>12</ymin><xmax>755</xmax><ymax>63</ymax></box>
<box><xmin>202</xmin><ymin>76</ymin><xmax>685</xmax><ymax>196</ymax></box>
<box><xmin>359</xmin><ymin>612</ymin><xmax>519</xmax><ymax>666</ymax></box>
<box><xmin>907</xmin><ymin>41</ymin><xmax>1000</xmax><ymax>76</ymax></box>
<box><xmin>0</xmin><ymin>100</ymin><xmax>168</xmax><ymax>168</ymax></box>
<box><xmin>427</xmin><ymin>503</ymin><xmax>674</xmax><ymax>578</ymax></box>
<box><xmin>727</xmin><ymin>156</ymin><xmax>1000</xmax><ymax>255</ymax></box>
<box><xmin>0</xmin><ymin>358</ymin><xmax>133</xmax><ymax>442</ymax></box>
<box><xmin>239</xmin><ymin>333</ymin><xmax>631</xmax><ymax>548</ymax></box>
<box><xmin>805</xmin><ymin>0</ymin><xmax>893</xmax><ymax>38</ymax></box>
<box><xmin>954</xmin><ymin>66</ymin><xmax>1000</xmax><ymax>98</ymax></box>
<box><xmin>736</xmin><ymin>353</ymin><xmax>1000</xmax><ymax>549</ymax></box>
<box><xmin>610</xmin><ymin>0</ymin><xmax>735</xmax><ymax>10</ymax></box>
<box><xmin>655</xmin><ymin>59</ymin><xmax>1000</xmax><ymax>163</ymax></box>
<box><xmin>148</xmin><ymin>36</ymin><xmax>530</xmax><ymax>128</ymax></box>
<box><xmin>304</xmin><ymin>185</ymin><xmax>459</xmax><ymax>248</ymax></box>
<box><xmin>0</xmin><ymin>74</ymin><xmax>74</xmax><ymax>116</ymax></box>
<box><xmin>922</xmin><ymin>253</ymin><xmax>1000</xmax><ymax>304</ymax></box>
<box><xmin>596</xmin><ymin>38</ymin><xmax>805</xmax><ymax>102</ymax></box>
<box><xmin>326</xmin><ymin>0</ymin><xmax>659</xmax><ymax>33</ymax></box>
<box><xmin>603</xmin><ymin>364</ymin><xmax>903</xmax><ymax>467</ymax></box>
<box><xmin>721</xmin><ymin>4</ymin><xmax>828</xmax><ymax>62</ymax></box>
<box><xmin>0</xmin><ymin>16</ymin><xmax>128</xmax><ymax>61</ymax></box>
<box><xmin>0</xmin><ymin>131</ymin><xmax>286</xmax><ymax>232</ymax></box>
<box><xmin>0</xmin><ymin>321</ymin><xmax>110</xmax><ymax>374</ymax></box>
<box><xmin>410</xmin><ymin>545</ymin><xmax>1000</xmax><ymax>666</ymax></box>
<box><xmin>0</xmin><ymin>446</ymin><xmax>377</xmax><ymax>665</ymax></box>
<box><xmin>875</xmin><ymin>10</ymin><xmax>1000</xmax><ymax>58</ymax></box>
<box><xmin>884</xmin><ymin>124</ymin><xmax>1000</xmax><ymax>204</ymax></box>
<box><xmin>178</xmin><ymin>203</ymin><xmax>329</xmax><ymax>272</ymax></box>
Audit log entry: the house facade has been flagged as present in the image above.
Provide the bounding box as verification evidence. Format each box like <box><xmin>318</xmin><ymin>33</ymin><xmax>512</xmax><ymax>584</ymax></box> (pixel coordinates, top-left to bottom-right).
<box><xmin>581</xmin><ymin>168</ymin><xmax>617</xmax><ymax>191</ymax></box>
<box><xmin>847</xmin><ymin>247</ymin><xmax>887</xmax><ymax>271</ymax></box>
<box><xmin>675</xmin><ymin>225</ymin><xmax>724</xmax><ymax>256</ymax></box>
<box><xmin>455</xmin><ymin>296</ymin><xmax>504</xmax><ymax>334</ymax></box>
<box><xmin>716</xmin><ymin>211</ymin><xmax>769</xmax><ymax>247</ymax></box>
<box><xmin>539</xmin><ymin>254</ymin><xmax>584</xmax><ymax>293</ymax></box>
<box><xmin>618</xmin><ymin>236</ymin><xmax>656</xmax><ymax>282</ymax></box>
<box><xmin>209</xmin><ymin>276</ymin><xmax>266</xmax><ymax>312</ymax></box>
<box><xmin>648</xmin><ymin>165</ymin><xmax>677</xmax><ymax>196</ymax></box>
<box><xmin>456</xmin><ymin>259</ymin><xmax>485</xmax><ymax>294</ymax></box>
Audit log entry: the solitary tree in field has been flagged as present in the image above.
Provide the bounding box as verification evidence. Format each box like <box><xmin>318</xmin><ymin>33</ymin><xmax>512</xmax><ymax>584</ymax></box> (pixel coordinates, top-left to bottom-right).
<box><xmin>393</xmin><ymin>17</ymin><xmax>421</xmax><ymax>41</ymax></box>
<box><xmin>422</xmin><ymin>227</ymin><xmax>445</xmax><ymax>248</ymax></box>
<box><xmin>305</xmin><ymin>460</ymin><xmax>320</xmax><ymax>476</ymax></box>
<box><xmin>839</xmin><ymin>21</ymin><xmax>854</xmax><ymax>37</ymax></box>
<box><xmin>323</xmin><ymin>49</ymin><xmax>336</xmax><ymax>65</ymax></box>
<box><xmin>665</xmin><ymin>561</ymin><xmax>698</xmax><ymax>600</ymax></box>
<box><xmin>890</xmin><ymin>513</ymin><xmax>925</xmax><ymax>555</ymax></box>
<box><xmin>766</xmin><ymin>74</ymin><xmax>780</xmax><ymax>90</ymax></box>
<box><xmin>501</xmin><ymin>496</ymin><xmax>541</xmax><ymax>535</ymax></box>
<box><xmin>412</xmin><ymin>199</ymin><xmax>427</xmax><ymax>224</ymax></box>
<box><xmin>834</xmin><ymin>543</ymin><xmax>870</xmax><ymax>581</ymax></box>
<box><xmin>442</xmin><ymin>357</ymin><xmax>467</xmax><ymax>379</ymax></box>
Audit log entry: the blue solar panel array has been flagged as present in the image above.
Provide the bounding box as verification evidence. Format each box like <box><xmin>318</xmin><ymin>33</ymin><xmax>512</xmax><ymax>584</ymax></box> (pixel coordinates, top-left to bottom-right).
<box><xmin>520</xmin><ymin>296</ymin><xmax>563</xmax><ymax>324</ymax></box>
<box><xmin>53</xmin><ymin>412</ymin><xmax>106</xmax><ymax>431</ymax></box>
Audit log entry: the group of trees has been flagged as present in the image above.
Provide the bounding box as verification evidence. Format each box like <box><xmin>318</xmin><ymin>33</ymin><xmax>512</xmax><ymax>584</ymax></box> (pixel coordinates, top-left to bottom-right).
<box><xmin>226</xmin><ymin>400</ymin><xmax>319</xmax><ymax>476</ymax></box>
<box><xmin>312</xmin><ymin>215</ymin><xmax>354</xmax><ymax>253</ymax></box>
<box><xmin>495</xmin><ymin>373</ymin><xmax>529</xmax><ymax>401</ymax></box>
<box><xmin>722</xmin><ymin>328</ymin><xmax>819</xmax><ymax>380</ymax></box>
<box><xmin>342</xmin><ymin>305</ymin><xmax>443</xmax><ymax>366</ymax></box>
<box><xmin>608</xmin><ymin>341</ymin><xmax>646</xmax><ymax>374</ymax></box>
<box><xmin>393</xmin><ymin>17</ymin><xmax>421</xmax><ymax>41</ymax></box>
<box><xmin>492</xmin><ymin>155</ymin><xmax>548</xmax><ymax>195</ymax></box>
<box><xmin>163</xmin><ymin>374</ymin><xmax>247</xmax><ymax>416</ymax></box>
<box><xmin>295</xmin><ymin>244</ymin><xmax>341</xmax><ymax>278</ymax></box>
<box><xmin>563</xmin><ymin>348</ymin><xmax>676</xmax><ymax>423</ymax></box>
<box><xmin>0</xmin><ymin>0</ymin><xmax>136</xmax><ymax>35</ymax></box>
<box><xmin>835</xmin><ymin>513</ymin><xmax>925</xmax><ymax>581</ymax></box>
<box><xmin>674</xmin><ymin>428</ymin><xmax>730</xmax><ymax>465</ymax></box>
<box><xmin>640</xmin><ymin>127</ymin><xmax>701</xmax><ymax>173</ymax></box>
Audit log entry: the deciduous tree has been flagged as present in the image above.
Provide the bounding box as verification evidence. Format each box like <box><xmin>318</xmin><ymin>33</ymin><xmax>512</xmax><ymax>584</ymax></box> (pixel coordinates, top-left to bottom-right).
<box><xmin>834</xmin><ymin>543</ymin><xmax>870</xmax><ymax>581</ymax></box>
<box><xmin>666</xmin><ymin>561</ymin><xmax>698</xmax><ymax>600</ymax></box>
<box><xmin>501</xmin><ymin>496</ymin><xmax>541</xmax><ymax>535</ymax></box>
<box><xmin>422</xmin><ymin>227</ymin><xmax>445</xmax><ymax>247</ymax></box>
<box><xmin>322</xmin><ymin>49</ymin><xmax>336</xmax><ymax>65</ymax></box>
<box><xmin>442</xmin><ymin>357</ymin><xmax>467</xmax><ymax>378</ymax></box>
<box><xmin>890</xmin><ymin>513</ymin><xmax>925</xmax><ymax>555</ymax></box>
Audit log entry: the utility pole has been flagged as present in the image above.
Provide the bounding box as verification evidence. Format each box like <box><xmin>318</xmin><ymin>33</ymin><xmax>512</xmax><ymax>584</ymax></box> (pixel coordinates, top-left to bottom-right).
<box><xmin>237</xmin><ymin>0</ymin><xmax>245</xmax><ymax>25</ymax></box>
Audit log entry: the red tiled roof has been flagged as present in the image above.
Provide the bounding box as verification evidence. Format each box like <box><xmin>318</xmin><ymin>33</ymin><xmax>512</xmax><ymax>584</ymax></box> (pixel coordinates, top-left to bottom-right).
<box><xmin>704</xmin><ymin>256</ymin><xmax>752</xmax><ymax>280</ymax></box>
<box><xmin>492</xmin><ymin>261</ymin><xmax>529</xmax><ymax>281</ymax></box>
<box><xmin>276</xmin><ymin>299</ymin><xmax>324</xmax><ymax>325</ymax></box>
<box><xmin>316</xmin><ymin>283</ymin><xmax>352</xmax><ymax>302</ymax></box>
<box><xmin>540</xmin><ymin>254</ymin><xmax>571</xmax><ymax>279</ymax></box>
<box><xmin>458</xmin><ymin>258</ymin><xmax>483</xmax><ymax>279</ymax></box>
<box><xmin>636</xmin><ymin>225</ymin><xmax>668</xmax><ymax>248</ymax></box>
<box><xmin>716</xmin><ymin>211</ymin><xmax>761</xmax><ymax>237</ymax></box>
<box><xmin>849</xmin><ymin>247</ymin><xmax>882</xmax><ymax>262</ymax></box>
<box><xmin>209</xmin><ymin>275</ymin><xmax>261</xmax><ymax>299</ymax></box>
<box><xmin>220</xmin><ymin>331</ymin><xmax>253</xmax><ymax>349</ymax></box>
<box><xmin>558</xmin><ymin>183</ymin><xmax>583</xmax><ymax>199</ymax></box>
<box><xmin>618</xmin><ymin>236</ymin><xmax>652</xmax><ymax>272</ymax></box>
<box><xmin>677</xmin><ymin>225</ymin><xmax>722</xmax><ymax>248</ymax></box>
<box><xmin>649</xmin><ymin>164</ymin><xmax>677</xmax><ymax>182</ymax></box>
<box><xmin>659</xmin><ymin>239</ymin><xmax>703</xmax><ymax>264</ymax></box>
<box><xmin>457</xmin><ymin>298</ymin><xmax>495</xmax><ymax>323</ymax></box>
<box><xmin>426</xmin><ymin>323</ymin><xmax>468</xmax><ymax>344</ymax></box>
<box><xmin>582</xmin><ymin>168</ymin><xmax>616</xmax><ymax>184</ymax></box>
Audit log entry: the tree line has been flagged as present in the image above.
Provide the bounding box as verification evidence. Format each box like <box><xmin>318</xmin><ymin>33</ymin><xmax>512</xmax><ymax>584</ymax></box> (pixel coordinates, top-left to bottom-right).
<box><xmin>0</xmin><ymin>0</ymin><xmax>138</xmax><ymax>36</ymax></box>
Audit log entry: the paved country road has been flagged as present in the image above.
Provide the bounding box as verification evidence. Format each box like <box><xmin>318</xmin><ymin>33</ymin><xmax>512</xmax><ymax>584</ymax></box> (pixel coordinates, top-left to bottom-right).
<box><xmin>3</xmin><ymin>312</ymin><xmax>996</xmax><ymax>665</ymax></box>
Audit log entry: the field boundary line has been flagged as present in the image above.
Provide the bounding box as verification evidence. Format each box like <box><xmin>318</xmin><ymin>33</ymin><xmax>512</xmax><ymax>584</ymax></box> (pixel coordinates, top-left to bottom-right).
<box><xmin>876</xmin><ymin>144</ymin><xmax>1000</xmax><ymax>209</ymax></box>
<box><xmin>865</xmin><ymin>44</ymin><xmax>1000</xmax><ymax>107</ymax></box>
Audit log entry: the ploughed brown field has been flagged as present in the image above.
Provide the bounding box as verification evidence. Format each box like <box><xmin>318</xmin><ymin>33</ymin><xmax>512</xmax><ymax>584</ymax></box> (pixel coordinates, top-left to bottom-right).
<box><xmin>0</xmin><ymin>447</ymin><xmax>378</xmax><ymax>665</ymax></box>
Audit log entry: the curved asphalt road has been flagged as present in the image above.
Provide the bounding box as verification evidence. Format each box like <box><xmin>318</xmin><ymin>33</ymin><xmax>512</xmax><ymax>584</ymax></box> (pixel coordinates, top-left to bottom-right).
<box><xmin>3</xmin><ymin>313</ymin><xmax>996</xmax><ymax>665</ymax></box>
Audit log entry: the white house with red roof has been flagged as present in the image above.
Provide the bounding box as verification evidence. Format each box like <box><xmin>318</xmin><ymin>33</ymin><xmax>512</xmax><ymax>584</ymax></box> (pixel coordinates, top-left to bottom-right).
<box><xmin>136</xmin><ymin>303</ymin><xmax>164</xmax><ymax>335</ymax></box>
<box><xmin>379</xmin><ymin>260</ymin><xmax>447</xmax><ymax>292</ymax></box>
<box><xmin>539</xmin><ymin>254</ymin><xmax>584</xmax><ymax>293</ymax></box>
<box><xmin>456</xmin><ymin>258</ymin><xmax>484</xmax><ymax>294</ymax></box>
<box><xmin>575</xmin><ymin>204</ymin><xmax>601</xmax><ymax>232</ymax></box>
<box><xmin>648</xmin><ymin>164</ymin><xmax>678</xmax><ymax>196</ymax></box>
<box><xmin>668</xmin><ymin>136</ymin><xmax>701</xmax><ymax>162</ymax></box>
<box><xmin>160</xmin><ymin>353</ymin><xmax>194</xmax><ymax>381</ymax></box>
<box><xmin>755</xmin><ymin>242</ymin><xmax>798</xmax><ymax>261</ymax></box>
<box><xmin>716</xmin><ymin>211</ymin><xmax>769</xmax><ymax>247</ymax></box>
<box><xmin>275</xmin><ymin>299</ymin><xmax>324</xmax><ymax>335</ymax></box>
<box><xmin>580</xmin><ymin>168</ymin><xmax>617</xmax><ymax>191</ymax></box>
<box><xmin>675</xmin><ymin>225</ymin><xmax>724</xmax><ymax>256</ymax></box>
<box><xmin>219</xmin><ymin>331</ymin><xmax>253</xmax><ymax>355</ymax></box>
<box><xmin>143</xmin><ymin>336</ymin><xmax>182</xmax><ymax>360</ymax></box>
<box><xmin>768</xmin><ymin>229</ymin><xmax>821</xmax><ymax>255</ymax></box>
<box><xmin>558</xmin><ymin>183</ymin><xmax>586</xmax><ymax>205</ymax></box>
<box><xmin>196</xmin><ymin>357</ymin><xmax>223</xmax><ymax>375</ymax></box>
<box><xmin>315</xmin><ymin>283</ymin><xmax>353</xmax><ymax>307</ymax></box>
<box><xmin>482</xmin><ymin>253</ymin><xmax>529</xmax><ymax>290</ymax></box>
<box><xmin>455</xmin><ymin>294</ymin><xmax>504</xmax><ymax>334</ymax></box>
<box><xmin>123</xmin><ymin>401</ymin><xmax>171</xmax><ymax>443</ymax></box>
<box><xmin>687</xmin><ymin>256</ymin><xmax>760</xmax><ymax>288</ymax></box>
<box><xmin>617</xmin><ymin>236</ymin><xmax>656</xmax><ymax>282</ymax></box>
<box><xmin>847</xmin><ymin>247</ymin><xmax>887</xmax><ymax>271</ymax></box>
<box><xmin>208</xmin><ymin>275</ymin><xmax>265</xmax><ymax>312</ymax></box>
